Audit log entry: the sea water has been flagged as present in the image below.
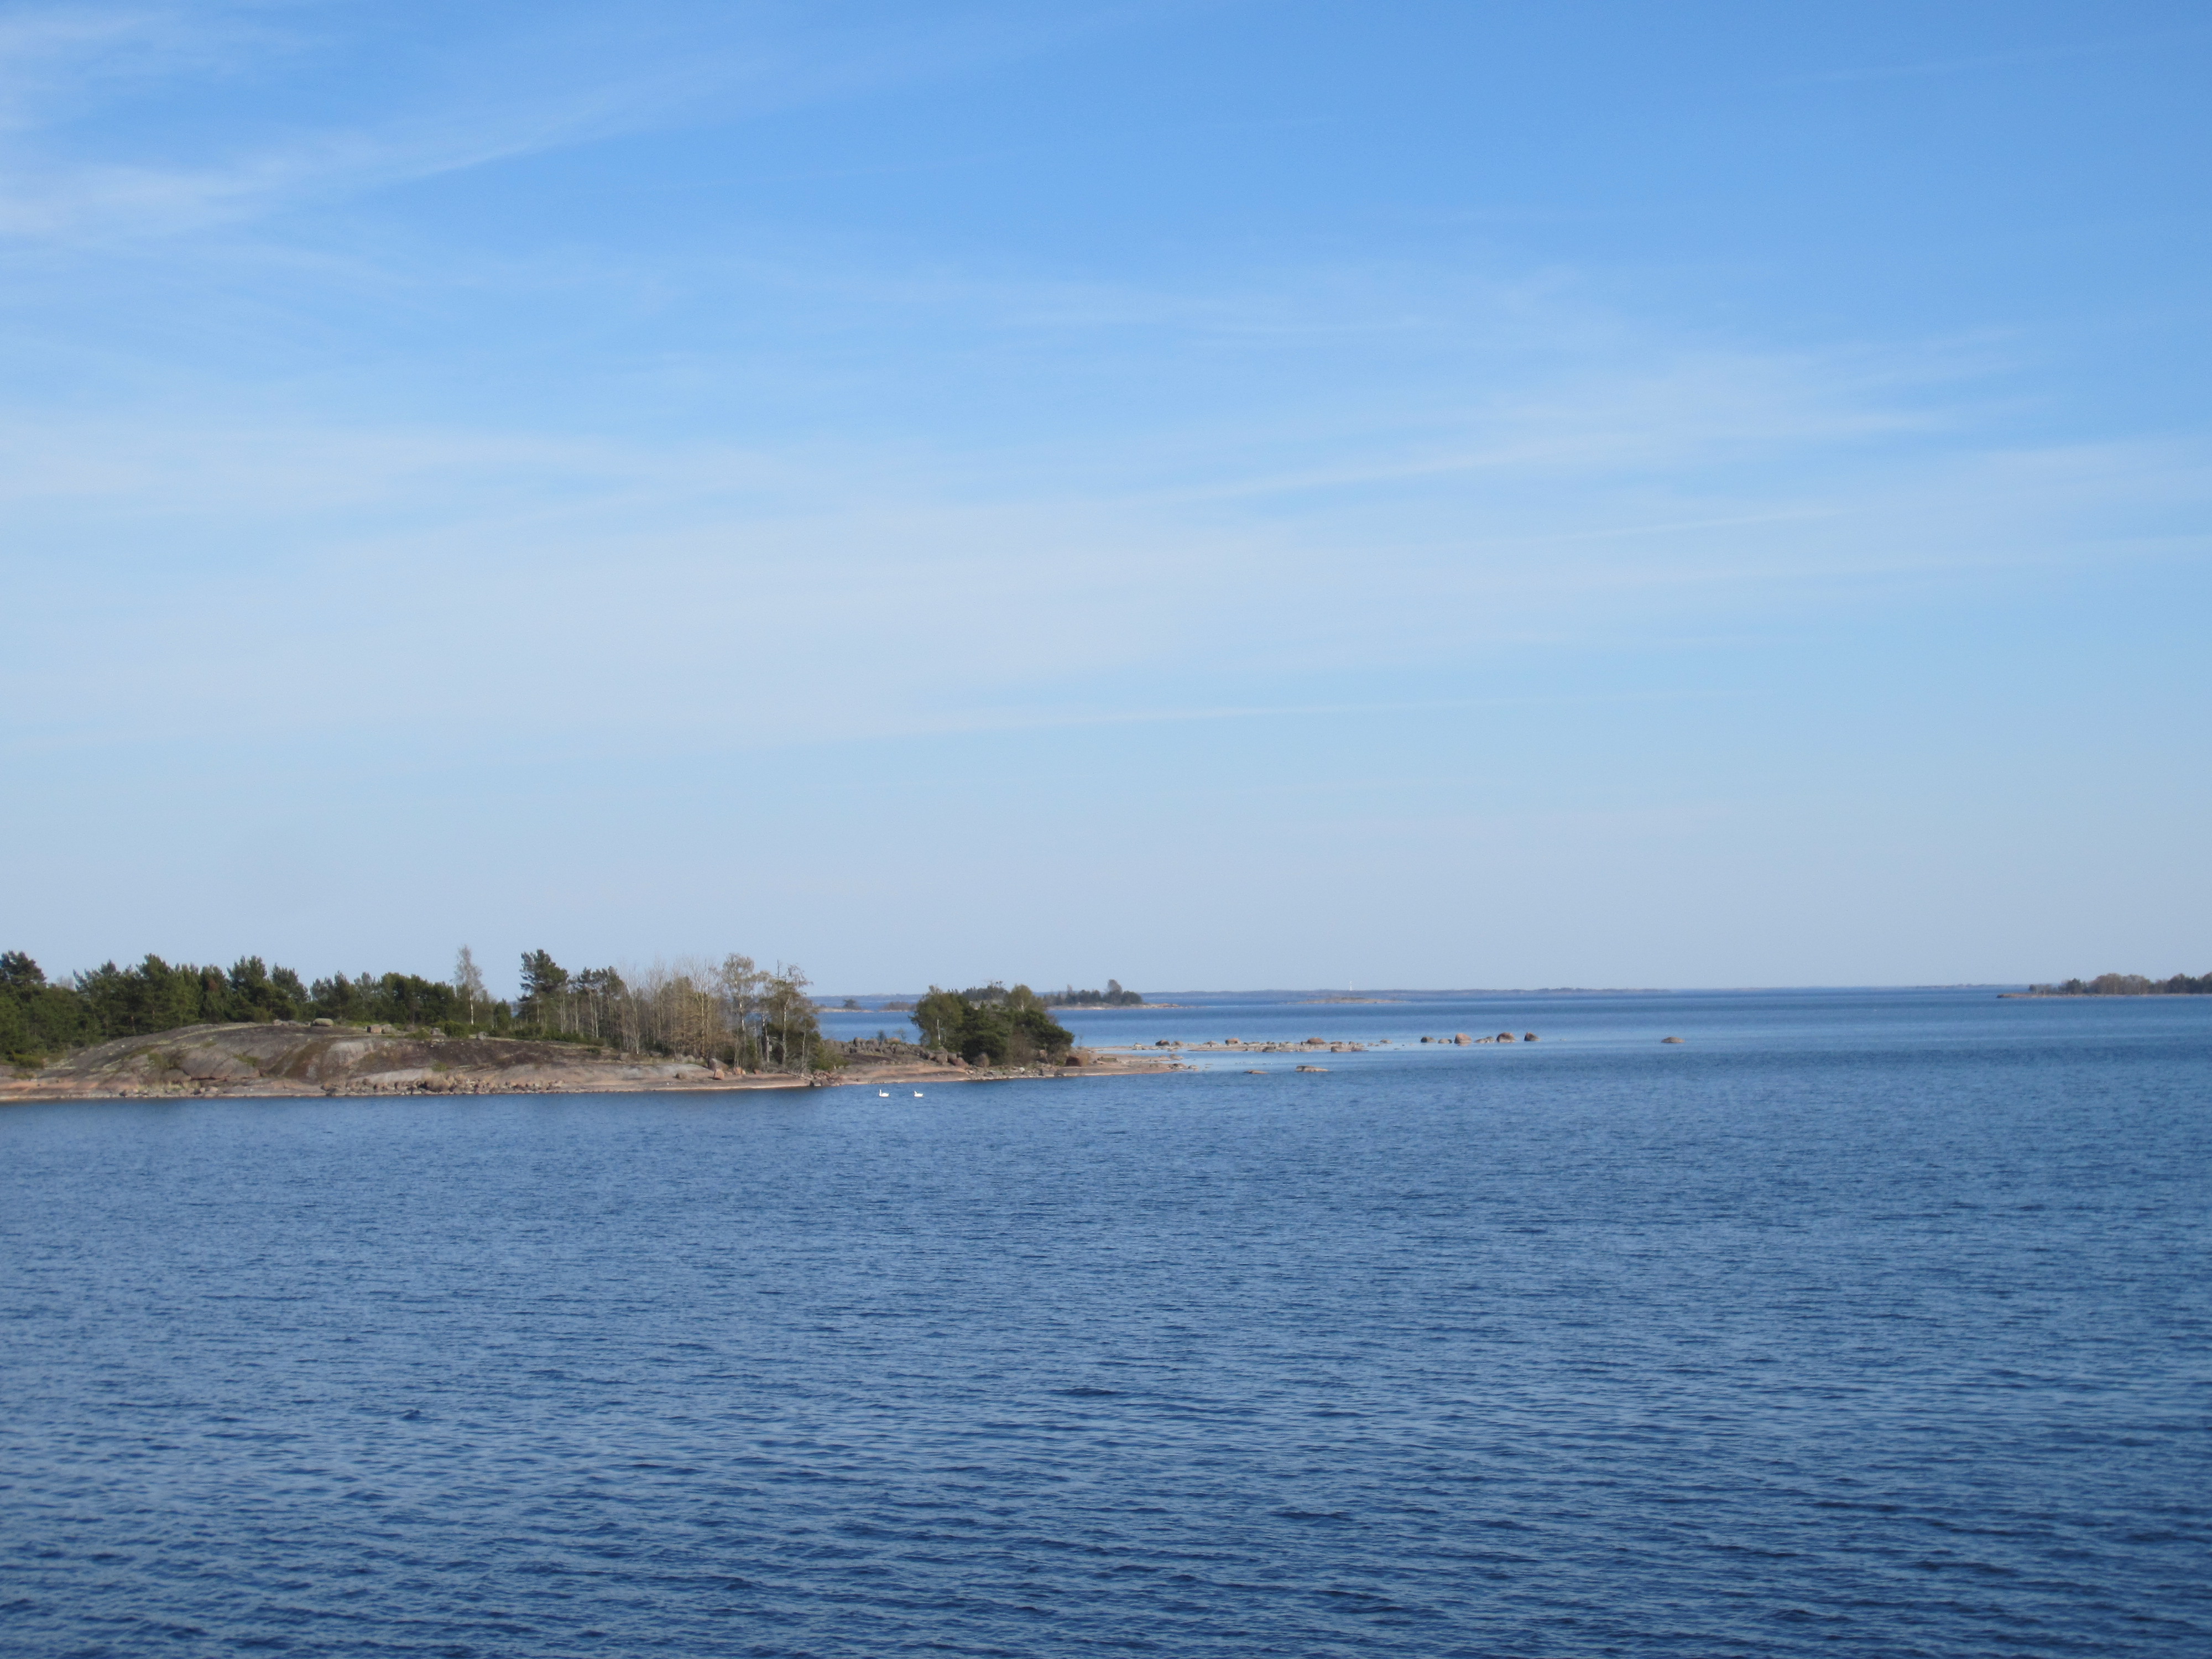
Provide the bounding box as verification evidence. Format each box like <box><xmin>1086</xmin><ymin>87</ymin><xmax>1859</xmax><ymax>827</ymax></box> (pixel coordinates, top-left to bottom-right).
<box><xmin>3</xmin><ymin>988</ymin><xmax>2207</xmax><ymax>1656</ymax></box>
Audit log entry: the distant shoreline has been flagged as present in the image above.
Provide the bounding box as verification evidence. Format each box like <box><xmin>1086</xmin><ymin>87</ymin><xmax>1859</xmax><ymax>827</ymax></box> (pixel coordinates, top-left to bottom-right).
<box><xmin>824</xmin><ymin>1004</ymin><xmax>1187</xmax><ymax>1014</ymax></box>
<box><xmin>1997</xmin><ymin>992</ymin><xmax>2209</xmax><ymax>1000</ymax></box>
<box><xmin>2001</xmin><ymin>972</ymin><xmax>2209</xmax><ymax>999</ymax></box>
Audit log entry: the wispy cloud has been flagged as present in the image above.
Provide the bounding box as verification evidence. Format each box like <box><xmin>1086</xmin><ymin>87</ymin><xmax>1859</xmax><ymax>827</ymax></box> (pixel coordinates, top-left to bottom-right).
<box><xmin>0</xmin><ymin>3</ymin><xmax>273</xmax><ymax>132</ymax></box>
<box><xmin>3</xmin><ymin>4</ymin><xmax>2204</xmax><ymax>756</ymax></box>
<box><xmin>4</xmin><ymin>378</ymin><xmax>2204</xmax><ymax>764</ymax></box>
<box><xmin>0</xmin><ymin>1</ymin><xmax>1162</xmax><ymax>242</ymax></box>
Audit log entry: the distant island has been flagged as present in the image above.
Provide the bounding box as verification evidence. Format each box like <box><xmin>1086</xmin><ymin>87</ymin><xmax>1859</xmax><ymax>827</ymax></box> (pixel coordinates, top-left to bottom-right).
<box><xmin>1039</xmin><ymin>979</ymin><xmax>1145</xmax><ymax>1008</ymax></box>
<box><xmin>811</xmin><ymin>980</ymin><xmax>1146</xmax><ymax>1014</ymax></box>
<box><xmin>2005</xmin><ymin>971</ymin><xmax>2210</xmax><ymax>998</ymax></box>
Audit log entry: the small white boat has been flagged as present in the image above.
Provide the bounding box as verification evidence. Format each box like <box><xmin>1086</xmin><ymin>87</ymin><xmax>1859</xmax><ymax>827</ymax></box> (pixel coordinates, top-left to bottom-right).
<box><xmin>913</xmin><ymin>1090</ymin><xmax>925</xmax><ymax>1098</ymax></box>
<box><xmin>879</xmin><ymin>1089</ymin><xmax>890</xmax><ymax>1097</ymax></box>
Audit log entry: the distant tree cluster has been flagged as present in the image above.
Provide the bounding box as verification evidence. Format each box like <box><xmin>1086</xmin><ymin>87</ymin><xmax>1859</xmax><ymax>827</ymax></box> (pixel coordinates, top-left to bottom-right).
<box><xmin>0</xmin><ymin>949</ymin><xmax>466</xmax><ymax>1065</ymax></box>
<box><xmin>1</xmin><ymin>952</ymin><xmax>98</xmax><ymax>1061</ymax></box>
<box><xmin>306</xmin><ymin>970</ymin><xmax>479</xmax><ymax>1029</ymax></box>
<box><xmin>911</xmin><ymin>983</ymin><xmax>1076</xmax><ymax>1065</ymax></box>
<box><xmin>515</xmin><ymin>950</ymin><xmax>834</xmax><ymax>1072</ymax></box>
<box><xmin>2025</xmin><ymin>972</ymin><xmax>2211</xmax><ymax>996</ymax></box>
<box><xmin>1039</xmin><ymin>979</ymin><xmax>1144</xmax><ymax>1008</ymax></box>
<box><xmin>78</xmin><ymin>954</ymin><xmax>313</xmax><ymax>1032</ymax></box>
<box><xmin>1</xmin><ymin>943</ymin><xmax>836</xmax><ymax>1074</ymax></box>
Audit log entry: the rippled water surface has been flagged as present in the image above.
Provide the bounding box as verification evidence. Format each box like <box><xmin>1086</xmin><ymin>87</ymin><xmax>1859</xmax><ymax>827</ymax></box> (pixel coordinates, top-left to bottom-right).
<box><xmin>4</xmin><ymin>989</ymin><xmax>2209</xmax><ymax>1657</ymax></box>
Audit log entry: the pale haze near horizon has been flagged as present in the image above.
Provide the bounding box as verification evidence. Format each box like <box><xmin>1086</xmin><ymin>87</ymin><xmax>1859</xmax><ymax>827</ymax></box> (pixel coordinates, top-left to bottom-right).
<box><xmin>2</xmin><ymin>1</ymin><xmax>2206</xmax><ymax>998</ymax></box>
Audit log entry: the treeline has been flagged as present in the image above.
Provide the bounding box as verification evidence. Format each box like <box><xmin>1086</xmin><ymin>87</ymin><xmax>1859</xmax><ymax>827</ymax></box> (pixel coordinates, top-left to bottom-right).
<box><xmin>912</xmin><ymin>983</ymin><xmax>1076</xmax><ymax>1065</ymax></box>
<box><xmin>2024</xmin><ymin>972</ymin><xmax>2211</xmax><ymax>997</ymax></box>
<box><xmin>2</xmin><ymin>945</ymin><xmax>832</xmax><ymax>1072</ymax></box>
<box><xmin>515</xmin><ymin>951</ymin><xmax>834</xmax><ymax>1072</ymax></box>
<box><xmin>1039</xmin><ymin>979</ymin><xmax>1144</xmax><ymax>1008</ymax></box>
<box><xmin>1</xmin><ymin>950</ymin><xmax>466</xmax><ymax>1063</ymax></box>
<box><xmin>1</xmin><ymin>953</ymin><xmax>99</xmax><ymax>1061</ymax></box>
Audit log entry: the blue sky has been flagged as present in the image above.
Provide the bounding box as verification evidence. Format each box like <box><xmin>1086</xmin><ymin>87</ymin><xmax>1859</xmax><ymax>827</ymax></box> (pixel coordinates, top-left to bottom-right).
<box><xmin>3</xmin><ymin>1</ymin><xmax>2207</xmax><ymax>993</ymax></box>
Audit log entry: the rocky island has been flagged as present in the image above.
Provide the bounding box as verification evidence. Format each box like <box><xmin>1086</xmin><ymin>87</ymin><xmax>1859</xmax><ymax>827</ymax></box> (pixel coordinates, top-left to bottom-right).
<box><xmin>1</xmin><ymin>948</ymin><xmax>1180</xmax><ymax>1102</ymax></box>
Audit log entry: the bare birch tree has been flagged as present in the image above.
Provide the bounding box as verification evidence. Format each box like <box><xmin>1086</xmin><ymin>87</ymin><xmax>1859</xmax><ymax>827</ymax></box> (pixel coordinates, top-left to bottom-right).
<box><xmin>452</xmin><ymin>946</ymin><xmax>488</xmax><ymax>1029</ymax></box>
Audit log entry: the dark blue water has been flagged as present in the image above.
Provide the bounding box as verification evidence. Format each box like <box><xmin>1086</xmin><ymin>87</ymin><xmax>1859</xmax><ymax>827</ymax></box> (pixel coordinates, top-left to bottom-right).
<box><xmin>4</xmin><ymin>989</ymin><xmax>2208</xmax><ymax>1657</ymax></box>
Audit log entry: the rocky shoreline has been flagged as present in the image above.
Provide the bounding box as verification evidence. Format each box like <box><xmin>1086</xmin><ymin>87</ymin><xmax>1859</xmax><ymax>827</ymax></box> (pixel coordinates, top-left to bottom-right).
<box><xmin>1</xmin><ymin>1022</ymin><xmax>1182</xmax><ymax>1104</ymax></box>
